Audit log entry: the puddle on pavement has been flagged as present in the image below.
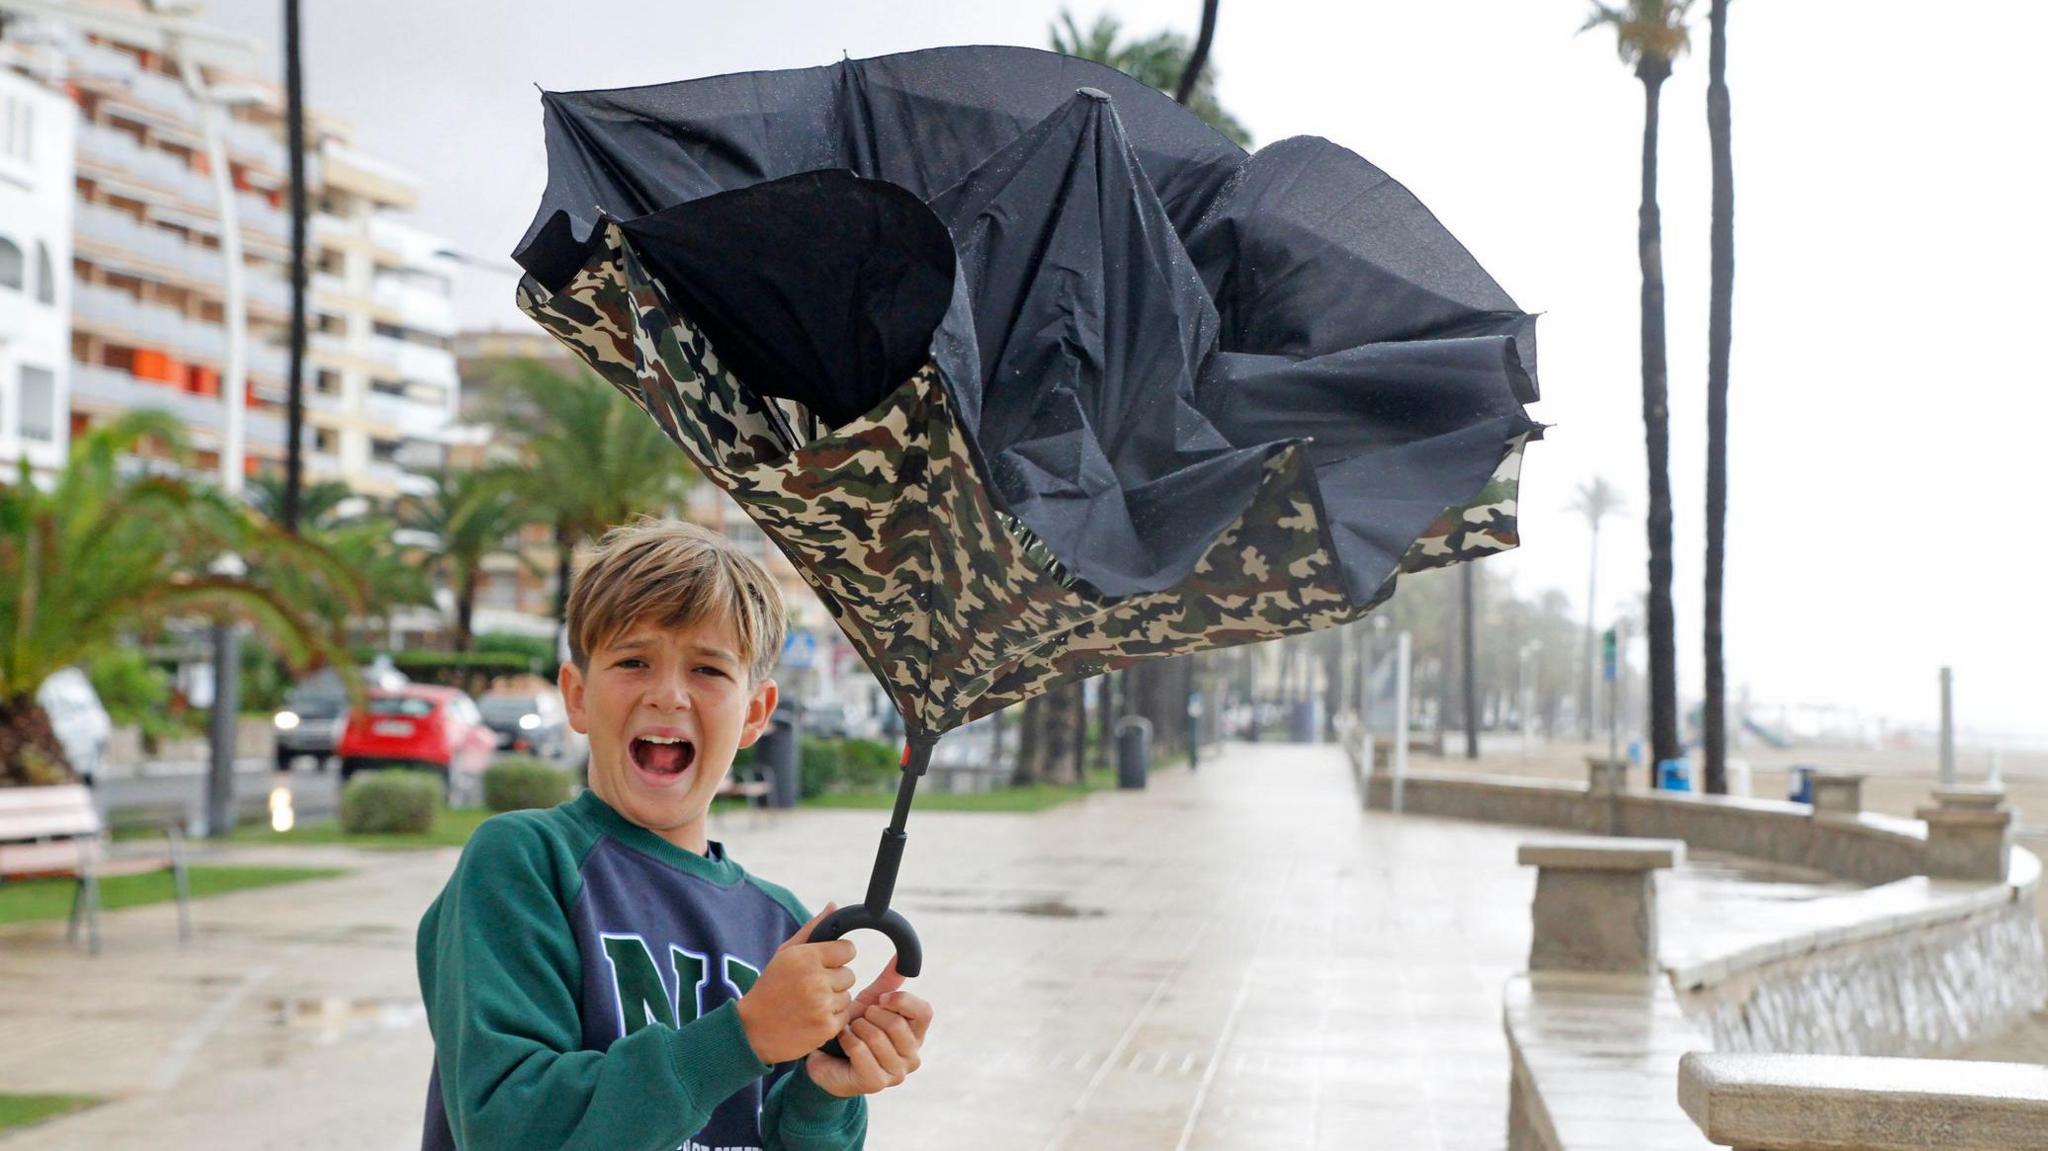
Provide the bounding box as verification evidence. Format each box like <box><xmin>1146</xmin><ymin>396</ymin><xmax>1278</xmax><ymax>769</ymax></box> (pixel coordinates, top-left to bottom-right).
<box><xmin>270</xmin><ymin>995</ymin><xmax>425</xmax><ymax>1044</ymax></box>
<box><xmin>910</xmin><ymin>895</ymin><xmax>1105</xmax><ymax>919</ymax></box>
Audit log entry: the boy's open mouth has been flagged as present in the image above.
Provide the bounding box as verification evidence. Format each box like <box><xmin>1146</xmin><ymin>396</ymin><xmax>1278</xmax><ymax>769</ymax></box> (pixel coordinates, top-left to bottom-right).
<box><xmin>629</xmin><ymin>735</ymin><xmax>696</xmax><ymax>779</ymax></box>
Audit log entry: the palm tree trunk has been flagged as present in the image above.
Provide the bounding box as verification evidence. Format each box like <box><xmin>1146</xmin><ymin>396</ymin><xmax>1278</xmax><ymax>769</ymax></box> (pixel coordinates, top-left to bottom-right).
<box><xmin>553</xmin><ymin>522</ymin><xmax>575</xmax><ymax>624</ymax></box>
<box><xmin>1462</xmin><ymin>563</ymin><xmax>1479</xmax><ymax>758</ymax></box>
<box><xmin>1</xmin><ymin>695</ymin><xmax>74</xmax><ymax>786</ymax></box>
<box><xmin>1015</xmin><ymin>696</ymin><xmax>1045</xmax><ymax>786</ymax></box>
<box><xmin>1637</xmin><ymin>59</ymin><xmax>1682</xmax><ymax>775</ymax></box>
<box><xmin>1702</xmin><ymin>0</ymin><xmax>1735</xmax><ymax>794</ymax></box>
<box><xmin>282</xmin><ymin>0</ymin><xmax>308</xmax><ymax>534</ymax></box>
<box><xmin>455</xmin><ymin>567</ymin><xmax>477</xmax><ymax>654</ymax></box>
<box><xmin>1174</xmin><ymin>0</ymin><xmax>1220</xmax><ymax>104</ymax></box>
<box><xmin>1580</xmin><ymin>521</ymin><xmax>1599</xmax><ymax>740</ymax></box>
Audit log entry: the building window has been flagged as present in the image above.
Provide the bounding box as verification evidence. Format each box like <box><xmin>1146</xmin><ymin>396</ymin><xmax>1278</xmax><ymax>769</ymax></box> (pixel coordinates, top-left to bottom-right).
<box><xmin>315</xmin><ymin>368</ymin><xmax>340</xmax><ymax>394</ymax></box>
<box><xmin>313</xmin><ymin>428</ymin><xmax>335</xmax><ymax>453</ymax></box>
<box><xmin>33</xmin><ymin>241</ymin><xmax>54</xmax><ymax>305</ymax></box>
<box><xmin>0</xmin><ymin>236</ymin><xmax>22</xmax><ymax>290</ymax></box>
<box><xmin>19</xmin><ymin>366</ymin><xmax>56</xmax><ymax>442</ymax></box>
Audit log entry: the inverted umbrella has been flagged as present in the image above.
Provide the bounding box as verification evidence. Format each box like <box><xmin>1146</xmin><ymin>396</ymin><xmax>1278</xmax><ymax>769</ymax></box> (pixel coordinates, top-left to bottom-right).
<box><xmin>515</xmin><ymin>46</ymin><xmax>1542</xmax><ymax>980</ymax></box>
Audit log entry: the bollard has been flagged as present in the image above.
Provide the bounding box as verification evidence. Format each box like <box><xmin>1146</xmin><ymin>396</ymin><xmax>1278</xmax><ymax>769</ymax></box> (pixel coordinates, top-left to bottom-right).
<box><xmin>1517</xmin><ymin>837</ymin><xmax>1684</xmax><ymax>973</ymax></box>
<box><xmin>1918</xmin><ymin>784</ymin><xmax>2013</xmax><ymax>881</ymax></box>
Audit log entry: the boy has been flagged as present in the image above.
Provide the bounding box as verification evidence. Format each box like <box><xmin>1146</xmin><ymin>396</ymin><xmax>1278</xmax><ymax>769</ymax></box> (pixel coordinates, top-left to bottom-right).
<box><xmin>417</xmin><ymin>519</ymin><xmax>931</xmax><ymax>1150</ymax></box>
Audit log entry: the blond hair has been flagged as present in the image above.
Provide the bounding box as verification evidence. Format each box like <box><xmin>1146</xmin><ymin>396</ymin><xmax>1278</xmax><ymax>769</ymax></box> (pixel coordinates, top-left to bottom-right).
<box><xmin>565</xmin><ymin>518</ymin><xmax>786</xmax><ymax>681</ymax></box>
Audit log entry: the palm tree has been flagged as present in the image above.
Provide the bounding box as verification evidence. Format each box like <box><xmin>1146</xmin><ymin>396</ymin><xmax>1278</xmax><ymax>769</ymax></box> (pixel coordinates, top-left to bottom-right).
<box><xmin>1050</xmin><ymin>11</ymin><xmax>1252</xmax><ymax>145</ymax></box>
<box><xmin>400</xmin><ymin>468</ymin><xmax>533</xmax><ymax>652</ymax></box>
<box><xmin>1582</xmin><ymin>0</ymin><xmax>1693</xmax><ymax>773</ymax></box>
<box><xmin>0</xmin><ymin>412</ymin><xmax>355</xmax><ymax>785</ymax></box>
<box><xmin>247</xmin><ymin>472</ymin><xmax>430</xmax><ymax>642</ymax></box>
<box><xmin>248</xmin><ymin>473</ymin><xmax>355</xmax><ymax>533</ymax></box>
<box><xmin>1569</xmin><ymin>477</ymin><xmax>1625</xmax><ymax>740</ymax></box>
<box><xmin>1702</xmin><ymin>0</ymin><xmax>1735</xmax><ymax>794</ymax></box>
<box><xmin>479</xmin><ymin>360</ymin><xmax>694</xmax><ymax>623</ymax></box>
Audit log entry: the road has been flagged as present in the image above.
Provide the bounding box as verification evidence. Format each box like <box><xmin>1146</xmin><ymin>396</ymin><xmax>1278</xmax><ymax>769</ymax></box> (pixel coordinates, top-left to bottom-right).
<box><xmin>95</xmin><ymin>762</ymin><xmax>340</xmax><ymax>830</ymax></box>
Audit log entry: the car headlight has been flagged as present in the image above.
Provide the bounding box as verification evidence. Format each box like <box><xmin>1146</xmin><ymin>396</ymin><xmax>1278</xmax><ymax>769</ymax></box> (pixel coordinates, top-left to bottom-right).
<box><xmin>274</xmin><ymin>710</ymin><xmax>301</xmax><ymax>731</ymax></box>
<box><xmin>518</xmin><ymin>713</ymin><xmax>542</xmax><ymax>731</ymax></box>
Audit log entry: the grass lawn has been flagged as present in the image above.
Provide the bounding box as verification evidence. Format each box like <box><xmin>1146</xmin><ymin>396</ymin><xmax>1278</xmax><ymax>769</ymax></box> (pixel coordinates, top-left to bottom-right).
<box><xmin>0</xmin><ymin>865</ymin><xmax>342</xmax><ymax>926</ymax></box>
<box><xmin>804</xmin><ymin>766</ymin><xmax>1151</xmax><ymax>813</ymax></box>
<box><xmin>0</xmin><ymin>1094</ymin><xmax>99</xmax><ymax>1132</ymax></box>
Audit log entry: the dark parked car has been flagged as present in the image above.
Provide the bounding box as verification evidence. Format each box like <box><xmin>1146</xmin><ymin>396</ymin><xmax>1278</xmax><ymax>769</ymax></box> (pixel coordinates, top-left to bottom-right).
<box><xmin>479</xmin><ymin>688</ymin><xmax>584</xmax><ymax>765</ymax></box>
<box><xmin>274</xmin><ymin>663</ymin><xmax>408</xmax><ymax>772</ymax></box>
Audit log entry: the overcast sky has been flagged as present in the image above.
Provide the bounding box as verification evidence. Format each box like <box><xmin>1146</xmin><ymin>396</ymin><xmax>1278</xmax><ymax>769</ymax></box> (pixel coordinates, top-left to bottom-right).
<box><xmin>195</xmin><ymin>0</ymin><xmax>2048</xmax><ymax>746</ymax></box>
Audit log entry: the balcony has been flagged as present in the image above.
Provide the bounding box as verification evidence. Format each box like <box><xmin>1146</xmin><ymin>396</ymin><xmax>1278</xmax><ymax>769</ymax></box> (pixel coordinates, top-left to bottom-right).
<box><xmin>365</xmin><ymin>389</ymin><xmax>451</xmax><ymax>438</ymax></box>
<box><xmin>371</xmin><ymin>275</ymin><xmax>457</xmax><ymax>338</ymax></box>
<box><xmin>75</xmin><ymin>201</ymin><xmax>226</xmax><ymax>283</ymax></box>
<box><xmin>70</xmin><ymin>362</ymin><xmax>307</xmax><ymax>452</ymax></box>
<box><xmin>74</xmin><ymin>283</ymin><xmax>225</xmax><ymax>363</ymax></box>
<box><xmin>368</xmin><ymin>334</ymin><xmax>457</xmax><ymax>388</ymax></box>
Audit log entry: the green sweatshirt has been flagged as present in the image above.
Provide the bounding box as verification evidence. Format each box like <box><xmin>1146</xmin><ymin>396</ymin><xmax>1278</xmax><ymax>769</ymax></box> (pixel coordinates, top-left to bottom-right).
<box><xmin>416</xmin><ymin>790</ymin><xmax>866</xmax><ymax>1150</ymax></box>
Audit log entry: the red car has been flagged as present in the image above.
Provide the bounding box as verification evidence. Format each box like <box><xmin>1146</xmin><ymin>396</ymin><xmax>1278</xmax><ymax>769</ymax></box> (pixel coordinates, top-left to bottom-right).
<box><xmin>337</xmin><ymin>686</ymin><xmax>497</xmax><ymax>800</ymax></box>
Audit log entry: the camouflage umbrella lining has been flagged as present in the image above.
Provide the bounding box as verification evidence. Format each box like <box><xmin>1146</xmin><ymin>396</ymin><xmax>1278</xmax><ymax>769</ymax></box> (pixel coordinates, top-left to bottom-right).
<box><xmin>518</xmin><ymin>224</ymin><xmax>1528</xmax><ymax>735</ymax></box>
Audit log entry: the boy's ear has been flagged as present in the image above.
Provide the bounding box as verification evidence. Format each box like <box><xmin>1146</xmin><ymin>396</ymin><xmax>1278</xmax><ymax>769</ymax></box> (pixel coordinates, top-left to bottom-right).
<box><xmin>736</xmin><ymin>677</ymin><xmax>779</xmax><ymax>750</ymax></box>
<box><xmin>559</xmin><ymin>661</ymin><xmax>588</xmax><ymax>735</ymax></box>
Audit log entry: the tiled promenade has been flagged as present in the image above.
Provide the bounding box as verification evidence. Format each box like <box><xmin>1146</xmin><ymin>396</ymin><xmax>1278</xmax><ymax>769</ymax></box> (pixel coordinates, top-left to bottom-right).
<box><xmin>0</xmin><ymin>742</ymin><xmax>1887</xmax><ymax>1149</ymax></box>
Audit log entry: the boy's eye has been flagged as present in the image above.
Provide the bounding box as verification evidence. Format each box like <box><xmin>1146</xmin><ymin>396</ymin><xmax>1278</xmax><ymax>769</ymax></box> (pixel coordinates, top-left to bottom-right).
<box><xmin>695</xmin><ymin>666</ymin><xmax>729</xmax><ymax>679</ymax></box>
<box><xmin>614</xmin><ymin>658</ymin><xmax>648</xmax><ymax>670</ymax></box>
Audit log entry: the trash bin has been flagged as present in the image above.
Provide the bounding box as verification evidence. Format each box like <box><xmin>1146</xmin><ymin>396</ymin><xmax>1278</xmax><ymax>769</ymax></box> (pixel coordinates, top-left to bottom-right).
<box><xmin>1788</xmin><ymin>764</ymin><xmax>1816</xmax><ymax>805</ymax></box>
<box><xmin>758</xmin><ymin>712</ymin><xmax>801</xmax><ymax>809</ymax></box>
<box><xmin>1289</xmin><ymin>700</ymin><xmax>1317</xmax><ymax>743</ymax></box>
<box><xmin>1116</xmin><ymin>716</ymin><xmax>1153</xmax><ymax>790</ymax></box>
<box><xmin>1656</xmin><ymin>757</ymin><xmax>1692</xmax><ymax>792</ymax></box>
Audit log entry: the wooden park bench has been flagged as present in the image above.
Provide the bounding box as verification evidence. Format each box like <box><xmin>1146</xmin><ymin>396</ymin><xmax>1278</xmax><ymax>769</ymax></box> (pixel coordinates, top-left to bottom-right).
<box><xmin>717</xmin><ymin>768</ymin><xmax>774</xmax><ymax>806</ymax></box>
<box><xmin>0</xmin><ymin>784</ymin><xmax>189</xmax><ymax>955</ymax></box>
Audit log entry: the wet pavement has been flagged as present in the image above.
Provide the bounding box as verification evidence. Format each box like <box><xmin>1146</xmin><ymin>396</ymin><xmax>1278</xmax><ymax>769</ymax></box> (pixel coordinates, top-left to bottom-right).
<box><xmin>0</xmin><ymin>741</ymin><xmax>1954</xmax><ymax>1150</ymax></box>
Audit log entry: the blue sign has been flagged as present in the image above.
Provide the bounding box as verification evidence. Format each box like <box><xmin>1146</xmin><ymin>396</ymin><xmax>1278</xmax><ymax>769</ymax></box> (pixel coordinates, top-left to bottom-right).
<box><xmin>1600</xmin><ymin>628</ymin><xmax>1617</xmax><ymax>682</ymax></box>
<box><xmin>781</xmin><ymin>630</ymin><xmax>818</xmax><ymax>670</ymax></box>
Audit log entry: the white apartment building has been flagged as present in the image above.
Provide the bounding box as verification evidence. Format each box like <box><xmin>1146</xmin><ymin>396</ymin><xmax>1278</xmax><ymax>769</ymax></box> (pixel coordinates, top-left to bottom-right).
<box><xmin>0</xmin><ymin>64</ymin><xmax>72</xmax><ymax>477</ymax></box>
<box><xmin>2</xmin><ymin>1</ymin><xmax>460</xmax><ymax>500</ymax></box>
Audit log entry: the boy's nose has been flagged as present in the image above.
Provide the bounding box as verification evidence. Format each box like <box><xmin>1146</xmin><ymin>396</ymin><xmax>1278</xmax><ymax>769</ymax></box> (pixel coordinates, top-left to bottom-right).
<box><xmin>646</xmin><ymin>674</ymin><xmax>692</xmax><ymax>711</ymax></box>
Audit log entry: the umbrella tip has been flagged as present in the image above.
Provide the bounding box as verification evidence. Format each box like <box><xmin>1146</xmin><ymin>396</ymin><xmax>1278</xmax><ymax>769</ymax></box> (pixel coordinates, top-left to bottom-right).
<box><xmin>1075</xmin><ymin>86</ymin><xmax>1110</xmax><ymax>102</ymax></box>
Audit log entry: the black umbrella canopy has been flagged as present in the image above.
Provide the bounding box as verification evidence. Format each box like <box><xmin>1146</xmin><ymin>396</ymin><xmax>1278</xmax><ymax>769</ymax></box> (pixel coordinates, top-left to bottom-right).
<box><xmin>515</xmin><ymin>44</ymin><xmax>1542</xmax><ymax>741</ymax></box>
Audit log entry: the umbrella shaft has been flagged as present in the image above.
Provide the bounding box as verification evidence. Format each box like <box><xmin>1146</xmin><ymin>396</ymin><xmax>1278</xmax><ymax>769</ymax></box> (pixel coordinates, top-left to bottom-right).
<box><xmin>865</xmin><ymin>736</ymin><xmax>936</xmax><ymax>914</ymax></box>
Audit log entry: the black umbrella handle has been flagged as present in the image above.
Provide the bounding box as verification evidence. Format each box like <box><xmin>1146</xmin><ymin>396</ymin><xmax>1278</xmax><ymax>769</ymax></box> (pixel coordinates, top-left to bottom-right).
<box><xmin>812</xmin><ymin>734</ymin><xmax>935</xmax><ymax>1058</ymax></box>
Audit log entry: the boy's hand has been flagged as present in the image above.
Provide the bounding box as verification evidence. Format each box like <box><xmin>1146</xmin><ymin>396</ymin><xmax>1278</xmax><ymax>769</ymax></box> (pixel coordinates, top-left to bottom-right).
<box><xmin>805</xmin><ymin>957</ymin><xmax>935</xmax><ymax>1098</ymax></box>
<box><xmin>736</xmin><ymin>904</ymin><xmax>858</xmax><ymax>1065</ymax></box>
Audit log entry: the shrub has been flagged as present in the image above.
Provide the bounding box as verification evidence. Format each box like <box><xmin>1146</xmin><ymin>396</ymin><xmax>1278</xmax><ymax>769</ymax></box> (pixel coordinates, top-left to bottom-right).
<box><xmin>340</xmin><ymin>771</ymin><xmax>439</xmax><ymax>835</ymax></box>
<box><xmin>86</xmin><ymin>649</ymin><xmax>171</xmax><ymax>726</ymax></box>
<box><xmin>796</xmin><ymin>737</ymin><xmax>901</xmax><ymax>798</ymax></box>
<box><xmin>485</xmin><ymin>758</ymin><xmax>571</xmax><ymax>813</ymax></box>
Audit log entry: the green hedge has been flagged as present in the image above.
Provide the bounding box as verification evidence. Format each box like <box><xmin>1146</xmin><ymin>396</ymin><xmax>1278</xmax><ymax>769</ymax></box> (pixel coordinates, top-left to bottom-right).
<box><xmin>340</xmin><ymin>771</ymin><xmax>439</xmax><ymax>835</ymax></box>
<box><xmin>797</xmin><ymin>737</ymin><xmax>899</xmax><ymax>799</ymax></box>
<box><xmin>485</xmin><ymin>758</ymin><xmax>571</xmax><ymax>813</ymax></box>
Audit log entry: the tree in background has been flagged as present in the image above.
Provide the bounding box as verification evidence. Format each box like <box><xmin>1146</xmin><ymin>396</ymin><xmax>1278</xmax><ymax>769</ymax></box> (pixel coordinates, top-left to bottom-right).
<box><xmin>476</xmin><ymin>360</ymin><xmax>695</xmax><ymax>625</ymax></box>
<box><xmin>1582</xmin><ymin>0</ymin><xmax>1693</xmax><ymax>772</ymax></box>
<box><xmin>1570</xmin><ymin>477</ymin><xmax>1625</xmax><ymax>739</ymax></box>
<box><xmin>0</xmin><ymin>412</ymin><xmax>356</xmax><ymax>784</ymax></box>
<box><xmin>1050</xmin><ymin>10</ymin><xmax>1252</xmax><ymax>145</ymax></box>
<box><xmin>1701</xmin><ymin>0</ymin><xmax>1736</xmax><ymax>793</ymax></box>
<box><xmin>400</xmin><ymin>468</ymin><xmax>533</xmax><ymax>652</ymax></box>
<box><xmin>248</xmin><ymin>472</ymin><xmax>431</xmax><ymax>647</ymax></box>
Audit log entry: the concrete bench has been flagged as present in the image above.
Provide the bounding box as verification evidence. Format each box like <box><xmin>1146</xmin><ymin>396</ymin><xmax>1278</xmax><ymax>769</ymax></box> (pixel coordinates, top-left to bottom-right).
<box><xmin>1680</xmin><ymin>1051</ymin><xmax>2048</xmax><ymax>1150</ymax></box>
<box><xmin>0</xmin><ymin>784</ymin><xmax>189</xmax><ymax>954</ymax></box>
